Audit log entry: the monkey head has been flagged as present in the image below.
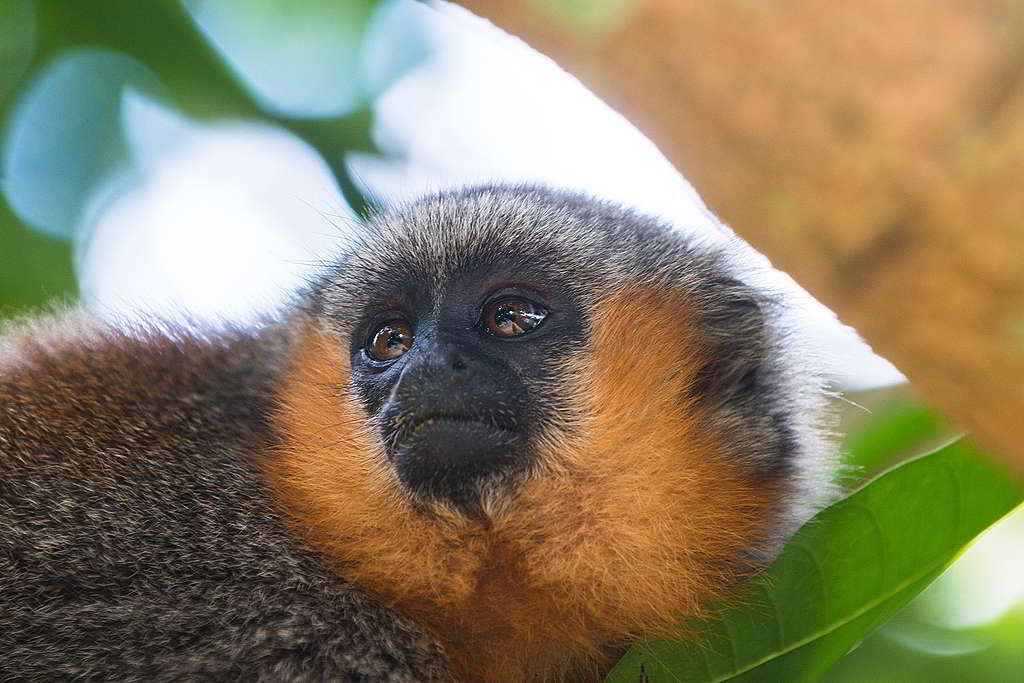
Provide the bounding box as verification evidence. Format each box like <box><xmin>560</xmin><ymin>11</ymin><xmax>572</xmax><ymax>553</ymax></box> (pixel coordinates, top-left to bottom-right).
<box><xmin>269</xmin><ymin>185</ymin><xmax>835</xmax><ymax>680</ymax></box>
<box><xmin>302</xmin><ymin>185</ymin><xmax>832</xmax><ymax>518</ymax></box>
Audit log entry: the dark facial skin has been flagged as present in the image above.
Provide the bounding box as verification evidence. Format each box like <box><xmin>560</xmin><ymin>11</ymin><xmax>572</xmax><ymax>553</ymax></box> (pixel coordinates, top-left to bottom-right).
<box><xmin>348</xmin><ymin>270</ymin><xmax>584</xmax><ymax>512</ymax></box>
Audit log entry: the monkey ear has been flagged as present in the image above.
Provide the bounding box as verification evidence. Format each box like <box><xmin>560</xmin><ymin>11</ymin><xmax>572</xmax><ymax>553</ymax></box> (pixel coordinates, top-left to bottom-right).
<box><xmin>689</xmin><ymin>277</ymin><xmax>772</xmax><ymax>407</ymax></box>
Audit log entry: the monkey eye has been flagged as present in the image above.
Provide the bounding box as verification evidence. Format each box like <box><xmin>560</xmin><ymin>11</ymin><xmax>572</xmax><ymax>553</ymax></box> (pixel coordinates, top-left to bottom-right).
<box><xmin>482</xmin><ymin>297</ymin><xmax>548</xmax><ymax>337</ymax></box>
<box><xmin>367</xmin><ymin>319</ymin><xmax>414</xmax><ymax>361</ymax></box>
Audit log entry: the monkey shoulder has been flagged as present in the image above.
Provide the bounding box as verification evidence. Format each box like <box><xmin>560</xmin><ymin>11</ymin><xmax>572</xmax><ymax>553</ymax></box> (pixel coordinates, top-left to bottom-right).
<box><xmin>0</xmin><ymin>314</ymin><xmax>449</xmax><ymax>682</ymax></box>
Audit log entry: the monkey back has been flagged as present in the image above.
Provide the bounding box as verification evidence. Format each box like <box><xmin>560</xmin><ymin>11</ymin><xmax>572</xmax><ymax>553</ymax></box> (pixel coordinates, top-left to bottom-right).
<box><xmin>0</xmin><ymin>318</ymin><xmax>450</xmax><ymax>682</ymax></box>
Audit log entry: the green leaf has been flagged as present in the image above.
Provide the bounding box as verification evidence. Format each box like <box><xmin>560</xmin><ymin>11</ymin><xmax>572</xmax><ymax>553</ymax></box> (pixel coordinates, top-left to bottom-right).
<box><xmin>605</xmin><ymin>440</ymin><xmax>1024</xmax><ymax>682</ymax></box>
<box><xmin>841</xmin><ymin>397</ymin><xmax>948</xmax><ymax>480</ymax></box>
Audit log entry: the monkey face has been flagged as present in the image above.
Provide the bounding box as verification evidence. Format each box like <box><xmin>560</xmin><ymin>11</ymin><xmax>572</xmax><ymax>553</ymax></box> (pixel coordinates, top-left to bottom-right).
<box><xmin>308</xmin><ymin>186</ymin><xmax>829</xmax><ymax>526</ymax></box>
<box><xmin>346</xmin><ymin>276</ymin><xmax>585</xmax><ymax>510</ymax></box>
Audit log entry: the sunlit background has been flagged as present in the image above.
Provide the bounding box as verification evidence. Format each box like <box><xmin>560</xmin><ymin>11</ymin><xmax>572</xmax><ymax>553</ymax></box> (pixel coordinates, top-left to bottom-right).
<box><xmin>1</xmin><ymin>1</ymin><xmax>1021</xmax><ymax>679</ymax></box>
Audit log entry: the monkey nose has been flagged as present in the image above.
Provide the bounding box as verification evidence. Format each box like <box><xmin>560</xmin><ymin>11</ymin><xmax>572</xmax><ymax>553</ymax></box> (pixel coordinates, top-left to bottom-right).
<box><xmin>411</xmin><ymin>337</ymin><xmax>472</xmax><ymax>375</ymax></box>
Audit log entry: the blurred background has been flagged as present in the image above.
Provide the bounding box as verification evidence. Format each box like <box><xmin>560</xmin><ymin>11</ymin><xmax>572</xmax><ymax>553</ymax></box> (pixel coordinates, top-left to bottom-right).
<box><xmin>1</xmin><ymin>1</ymin><xmax>1020</xmax><ymax>679</ymax></box>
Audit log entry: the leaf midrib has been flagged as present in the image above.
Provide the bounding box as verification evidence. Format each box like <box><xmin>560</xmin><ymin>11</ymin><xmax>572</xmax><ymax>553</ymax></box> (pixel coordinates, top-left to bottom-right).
<box><xmin>700</xmin><ymin>555</ymin><xmax>945</xmax><ymax>682</ymax></box>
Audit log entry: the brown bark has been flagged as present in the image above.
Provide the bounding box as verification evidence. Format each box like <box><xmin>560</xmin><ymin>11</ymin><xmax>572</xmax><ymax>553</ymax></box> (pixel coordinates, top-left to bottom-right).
<box><xmin>456</xmin><ymin>0</ymin><xmax>1024</xmax><ymax>468</ymax></box>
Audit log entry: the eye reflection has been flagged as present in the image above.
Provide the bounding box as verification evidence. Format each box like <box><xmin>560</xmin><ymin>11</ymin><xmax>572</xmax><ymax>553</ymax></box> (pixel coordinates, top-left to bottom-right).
<box><xmin>483</xmin><ymin>297</ymin><xmax>548</xmax><ymax>337</ymax></box>
<box><xmin>367</xmin><ymin>319</ymin><xmax>413</xmax><ymax>361</ymax></box>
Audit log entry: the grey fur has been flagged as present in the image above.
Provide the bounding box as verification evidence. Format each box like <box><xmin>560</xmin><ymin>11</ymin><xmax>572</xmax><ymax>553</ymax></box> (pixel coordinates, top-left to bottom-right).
<box><xmin>0</xmin><ymin>185</ymin><xmax>836</xmax><ymax>681</ymax></box>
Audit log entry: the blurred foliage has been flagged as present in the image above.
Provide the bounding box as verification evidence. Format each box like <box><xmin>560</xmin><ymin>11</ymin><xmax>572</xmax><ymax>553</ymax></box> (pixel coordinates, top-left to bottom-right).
<box><xmin>1</xmin><ymin>0</ymin><xmax>425</xmax><ymax>319</ymax></box>
<box><xmin>0</xmin><ymin>0</ymin><xmax>34</xmax><ymax>104</ymax></box>
<box><xmin>839</xmin><ymin>393</ymin><xmax>951</xmax><ymax>487</ymax></box>
<box><xmin>182</xmin><ymin>0</ymin><xmax>379</xmax><ymax>118</ymax></box>
<box><xmin>0</xmin><ymin>199</ymin><xmax>75</xmax><ymax>317</ymax></box>
<box><xmin>606</xmin><ymin>434</ymin><xmax>1023</xmax><ymax>682</ymax></box>
<box><xmin>529</xmin><ymin>0</ymin><xmax>634</xmax><ymax>33</ymax></box>
<box><xmin>844</xmin><ymin>398</ymin><xmax>945</xmax><ymax>470</ymax></box>
<box><xmin>5</xmin><ymin>49</ymin><xmax>163</xmax><ymax>238</ymax></box>
<box><xmin>826</xmin><ymin>603</ymin><xmax>1024</xmax><ymax>683</ymax></box>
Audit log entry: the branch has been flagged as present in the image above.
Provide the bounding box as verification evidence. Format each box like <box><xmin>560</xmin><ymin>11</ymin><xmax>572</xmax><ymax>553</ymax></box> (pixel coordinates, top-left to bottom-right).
<box><xmin>457</xmin><ymin>0</ymin><xmax>1024</xmax><ymax>469</ymax></box>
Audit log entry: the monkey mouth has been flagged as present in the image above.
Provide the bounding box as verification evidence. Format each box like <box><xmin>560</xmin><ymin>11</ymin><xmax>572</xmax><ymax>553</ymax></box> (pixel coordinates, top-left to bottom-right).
<box><xmin>385</xmin><ymin>410</ymin><xmax>517</xmax><ymax>451</ymax></box>
<box><xmin>386</xmin><ymin>411</ymin><xmax>528</xmax><ymax>507</ymax></box>
<box><xmin>394</xmin><ymin>413</ymin><xmax>521</xmax><ymax>463</ymax></box>
<box><xmin>407</xmin><ymin>413</ymin><xmax>517</xmax><ymax>437</ymax></box>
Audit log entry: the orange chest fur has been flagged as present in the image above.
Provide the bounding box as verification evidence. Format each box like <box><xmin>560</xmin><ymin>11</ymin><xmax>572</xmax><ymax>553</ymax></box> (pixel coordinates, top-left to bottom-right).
<box><xmin>266</xmin><ymin>295</ymin><xmax>787</xmax><ymax>681</ymax></box>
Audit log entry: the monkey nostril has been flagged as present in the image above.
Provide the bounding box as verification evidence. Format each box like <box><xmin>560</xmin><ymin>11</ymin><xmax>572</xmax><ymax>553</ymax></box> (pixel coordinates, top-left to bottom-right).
<box><xmin>452</xmin><ymin>357</ymin><xmax>467</xmax><ymax>371</ymax></box>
